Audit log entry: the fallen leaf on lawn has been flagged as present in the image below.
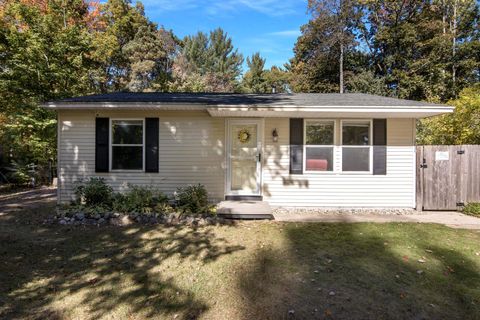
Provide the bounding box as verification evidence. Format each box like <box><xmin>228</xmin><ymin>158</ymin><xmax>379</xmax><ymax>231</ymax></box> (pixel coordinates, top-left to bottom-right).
<box><xmin>400</xmin><ymin>292</ymin><xmax>406</xmax><ymax>299</ymax></box>
<box><xmin>425</xmin><ymin>249</ymin><xmax>433</xmax><ymax>253</ymax></box>
<box><xmin>402</xmin><ymin>255</ymin><xmax>409</xmax><ymax>262</ymax></box>
<box><xmin>87</xmin><ymin>278</ymin><xmax>99</xmax><ymax>285</ymax></box>
<box><xmin>325</xmin><ymin>309</ymin><xmax>332</xmax><ymax>316</ymax></box>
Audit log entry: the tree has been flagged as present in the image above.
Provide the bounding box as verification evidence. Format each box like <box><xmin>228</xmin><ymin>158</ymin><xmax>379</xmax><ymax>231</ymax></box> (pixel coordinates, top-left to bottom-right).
<box><xmin>417</xmin><ymin>84</ymin><xmax>480</xmax><ymax>145</ymax></box>
<box><xmin>264</xmin><ymin>66</ymin><xmax>291</xmax><ymax>93</ymax></box>
<box><xmin>90</xmin><ymin>0</ymin><xmax>152</xmax><ymax>92</ymax></box>
<box><xmin>359</xmin><ymin>0</ymin><xmax>479</xmax><ymax>101</ymax></box>
<box><xmin>123</xmin><ymin>25</ymin><xmax>177</xmax><ymax>92</ymax></box>
<box><xmin>0</xmin><ymin>0</ymin><xmax>96</xmax><ymax>174</ymax></box>
<box><xmin>243</xmin><ymin>52</ymin><xmax>267</xmax><ymax>93</ymax></box>
<box><xmin>290</xmin><ymin>0</ymin><xmax>362</xmax><ymax>93</ymax></box>
<box><xmin>172</xmin><ymin>28</ymin><xmax>243</xmax><ymax>92</ymax></box>
<box><xmin>290</xmin><ymin>0</ymin><xmax>479</xmax><ymax>100</ymax></box>
<box><xmin>346</xmin><ymin>70</ymin><xmax>389</xmax><ymax>96</ymax></box>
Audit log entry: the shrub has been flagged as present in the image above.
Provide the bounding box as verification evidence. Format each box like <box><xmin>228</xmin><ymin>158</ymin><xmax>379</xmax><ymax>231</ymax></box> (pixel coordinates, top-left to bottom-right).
<box><xmin>463</xmin><ymin>203</ymin><xmax>480</xmax><ymax>217</ymax></box>
<box><xmin>154</xmin><ymin>202</ymin><xmax>176</xmax><ymax>214</ymax></box>
<box><xmin>74</xmin><ymin>177</ymin><xmax>113</xmax><ymax>207</ymax></box>
<box><xmin>176</xmin><ymin>184</ymin><xmax>211</xmax><ymax>214</ymax></box>
<box><xmin>112</xmin><ymin>184</ymin><xmax>168</xmax><ymax>214</ymax></box>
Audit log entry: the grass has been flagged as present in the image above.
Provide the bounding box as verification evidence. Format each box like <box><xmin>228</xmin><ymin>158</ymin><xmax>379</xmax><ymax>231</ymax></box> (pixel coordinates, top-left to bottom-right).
<box><xmin>1</xmin><ymin>203</ymin><xmax>480</xmax><ymax>319</ymax></box>
<box><xmin>464</xmin><ymin>203</ymin><xmax>480</xmax><ymax>217</ymax></box>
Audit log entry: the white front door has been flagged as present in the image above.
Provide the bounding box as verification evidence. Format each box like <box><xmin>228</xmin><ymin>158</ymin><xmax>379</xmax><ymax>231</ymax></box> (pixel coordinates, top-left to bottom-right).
<box><xmin>227</xmin><ymin>119</ymin><xmax>263</xmax><ymax>196</ymax></box>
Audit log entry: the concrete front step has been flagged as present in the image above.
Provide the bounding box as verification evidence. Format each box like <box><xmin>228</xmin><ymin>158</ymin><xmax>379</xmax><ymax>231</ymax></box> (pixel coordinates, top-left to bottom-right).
<box><xmin>216</xmin><ymin>200</ymin><xmax>273</xmax><ymax>220</ymax></box>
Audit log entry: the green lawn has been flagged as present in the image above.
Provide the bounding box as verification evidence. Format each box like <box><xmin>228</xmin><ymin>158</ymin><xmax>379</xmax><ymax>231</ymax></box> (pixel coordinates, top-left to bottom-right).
<box><xmin>1</xmin><ymin>204</ymin><xmax>480</xmax><ymax>320</ymax></box>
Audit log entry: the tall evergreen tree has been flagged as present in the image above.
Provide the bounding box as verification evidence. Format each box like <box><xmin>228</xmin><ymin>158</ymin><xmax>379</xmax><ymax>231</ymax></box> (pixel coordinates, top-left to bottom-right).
<box><xmin>243</xmin><ymin>52</ymin><xmax>267</xmax><ymax>93</ymax></box>
<box><xmin>172</xmin><ymin>28</ymin><xmax>243</xmax><ymax>92</ymax></box>
<box><xmin>123</xmin><ymin>25</ymin><xmax>177</xmax><ymax>92</ymax></box>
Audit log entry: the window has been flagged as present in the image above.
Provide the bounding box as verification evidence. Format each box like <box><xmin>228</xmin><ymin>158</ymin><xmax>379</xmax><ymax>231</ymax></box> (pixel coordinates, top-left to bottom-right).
<box><xmin>341</xmin><ymin>120</ymin><xmax>371</xmax><ymax>172</ymax></box>
<box><xmin>111</xmin><ymin>120</ymin><xmax>144</xmax><ymax>170</ymax></box>
<box><xmin>304</xmin><ymin>120</ymin><xmax>335</xmax><ymax>172</ymax></box>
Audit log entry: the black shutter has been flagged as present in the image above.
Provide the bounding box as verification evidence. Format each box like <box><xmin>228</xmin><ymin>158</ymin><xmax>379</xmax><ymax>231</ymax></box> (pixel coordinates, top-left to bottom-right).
<box><xmin>145</xmin><ymin>118</ymin><xmax>159</xmax><ymax>173</ymax></box>
<box><xmin>290</xmin><ymin>118</ymin><xmax>304</xmax><ymax>174</ymax></box>
<box><xmin>373</xmin><ymin>119</ymin><xmax>387</xmax><ymax>175</ymax></box>
<box><xmin>95</xmin><ymin>117</ymin><xmax>109</xmax><ymax>172</ymax></box>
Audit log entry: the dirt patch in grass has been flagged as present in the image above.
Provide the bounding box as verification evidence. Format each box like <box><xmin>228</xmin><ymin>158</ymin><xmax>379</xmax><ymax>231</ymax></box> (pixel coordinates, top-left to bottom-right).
<box><xmin>1</xmin><ymin>201</ymin><xmax>480</xmax><ymax>319</ymax></box>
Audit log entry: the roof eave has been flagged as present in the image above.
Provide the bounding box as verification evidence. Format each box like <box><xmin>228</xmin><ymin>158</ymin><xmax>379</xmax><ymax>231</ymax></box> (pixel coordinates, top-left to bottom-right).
<box><xmin>207</xmin><ymin>106</ymin><xmax>454</xmax><ymax>119</ymax></box>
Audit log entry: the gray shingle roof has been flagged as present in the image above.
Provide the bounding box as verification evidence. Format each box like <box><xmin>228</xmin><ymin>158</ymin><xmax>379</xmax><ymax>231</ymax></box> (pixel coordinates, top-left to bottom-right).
<box><xmin>49</xmin><ymin>92</ymin><xmax>449</xmax><ymax>108</ymax></box>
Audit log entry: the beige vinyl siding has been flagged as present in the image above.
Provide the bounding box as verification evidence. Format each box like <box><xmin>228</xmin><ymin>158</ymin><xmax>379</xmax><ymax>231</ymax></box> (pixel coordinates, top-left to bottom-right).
<box><xmin>57</xmin><ymin>110</ymin><xmax>225</xmax><ymax>203</ymax></box>
<box><xmin>58</xmin><ymin>110</ymin><xmax>416</xmax><ymax>208</ymax></box>
<box><xmin>262</xmin><ymin>118</ymin><xmax>416</xmax><ymax>208</ymax></box>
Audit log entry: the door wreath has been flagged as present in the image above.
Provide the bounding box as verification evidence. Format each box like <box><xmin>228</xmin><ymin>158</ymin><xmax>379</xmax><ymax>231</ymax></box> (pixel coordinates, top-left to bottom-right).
<box><xmin>238</xmin><ymin>128</ymin><xmax>251</xmax><ymax>143</ymax></box>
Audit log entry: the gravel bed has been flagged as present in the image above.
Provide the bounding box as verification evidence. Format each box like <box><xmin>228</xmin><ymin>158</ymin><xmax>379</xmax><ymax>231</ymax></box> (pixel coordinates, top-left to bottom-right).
<box><xmin>272</xmin><ymin>207</ymin><xmax>417</xmax><ymax>216</ymax></box>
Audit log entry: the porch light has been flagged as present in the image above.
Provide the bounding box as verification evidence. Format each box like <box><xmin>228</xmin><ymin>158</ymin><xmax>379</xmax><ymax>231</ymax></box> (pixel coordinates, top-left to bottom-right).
<box><xmin>272</xmin><ymin>128</ymin><xmax>279</xmax><ymax>142</ymax></box>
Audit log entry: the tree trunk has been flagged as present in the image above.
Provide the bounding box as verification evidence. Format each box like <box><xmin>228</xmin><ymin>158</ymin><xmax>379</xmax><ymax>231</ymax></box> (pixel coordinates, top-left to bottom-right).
<box><xmin>340</xmin><ymin>38</ymin><xmax>344</xmax><ymax>93</ymax></box>
<box><xmin>452</xmin><ymin>0</ymin><xmax>457</xmax><ymax>88</ymax></box>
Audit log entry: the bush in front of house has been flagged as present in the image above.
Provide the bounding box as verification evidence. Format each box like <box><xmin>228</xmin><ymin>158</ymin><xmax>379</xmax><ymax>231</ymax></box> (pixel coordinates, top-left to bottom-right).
<box><xmin>112</xmin><ymin>184</ymin><xmax>169</xmax><ymax>214</ymax></box>
<box><xmin>175</xmin><ymin>184</ymin><xmax>212</xmax><ymax>214</ymax></box>
<box><xmin>53</xmin><ymin>181</ymin><xmax>225</xmax><ymax>227</ymax></box>
<box><xmin>74</xmin><ymin>177</ymin><xmax>113</xmax><ymax>207</ymax></box>
<box><xmin>463</xmin><ymin>203</ymin><xmax>480</xmax><ymax>217</ymax></box>
<box><xmin>72</xmin><ymin>178</ymin><xmax>213</xmax><ymax>216</ymax></box>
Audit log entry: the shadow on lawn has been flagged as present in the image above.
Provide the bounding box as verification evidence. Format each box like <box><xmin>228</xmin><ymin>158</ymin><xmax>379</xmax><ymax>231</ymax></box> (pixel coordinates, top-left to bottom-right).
<box><xmin>237</xmin><ymin>223</ymin><xmax>480</xmax><ymax>320</ymax></box>
<box><xmin>0</xmin><ymin>204</ymin><xmax>244</xmax><ymax>320</ymax></box>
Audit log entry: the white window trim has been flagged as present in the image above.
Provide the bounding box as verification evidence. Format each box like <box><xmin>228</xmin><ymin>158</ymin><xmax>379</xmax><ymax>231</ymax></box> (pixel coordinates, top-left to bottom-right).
<box><xmin>340</xmin><ymin>119</ymin><xmax>373</xmax><ymax>174</ymax></box>
<box><xmin>109</xmin><ymin>118</ymin><xmax>145</xmax><ymax>172</ymax></box>
<box><xmin>303</xmin><ymin>119</ymin><xmax>336</xmax><ymax>174</ymax></box>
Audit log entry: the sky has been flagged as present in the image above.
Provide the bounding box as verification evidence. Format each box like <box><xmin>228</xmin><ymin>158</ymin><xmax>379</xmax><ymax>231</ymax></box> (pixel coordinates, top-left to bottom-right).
<box><xmin>135</xmin><ymin>0</ymin><xmax>310</xmax><ymax>71</ymax></box>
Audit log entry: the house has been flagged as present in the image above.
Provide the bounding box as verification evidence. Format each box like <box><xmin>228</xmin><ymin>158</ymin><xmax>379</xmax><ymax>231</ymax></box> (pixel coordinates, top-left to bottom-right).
<box><xmin>44</xmin><ymin>93</ymin><xmax>453</xmax><ymax>208</ymax></box>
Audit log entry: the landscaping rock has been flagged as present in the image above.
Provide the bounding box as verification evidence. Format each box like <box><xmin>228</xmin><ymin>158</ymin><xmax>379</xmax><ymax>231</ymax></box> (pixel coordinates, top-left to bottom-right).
<box><xmin>110</xmin><ymin>215</ymin><xmax>133</xmax><ymax>226</ymax></box>
<box><xmin>75</xmin><ymin>212</ymin><xmax>85</xmax><ymax>221</ymax></box>
<box><xmin>49</xmin><ymin>207</ymin><xmax>220</xmax><ymax>228</ymax></box>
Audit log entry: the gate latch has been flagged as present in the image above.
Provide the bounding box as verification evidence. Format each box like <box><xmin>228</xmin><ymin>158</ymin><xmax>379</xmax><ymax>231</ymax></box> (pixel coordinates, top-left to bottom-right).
<box><xmin>420</xmin><ymin>158</ymin><xmax>428</xmax><ymax>168</ymax></box>
<box><xmin>457</xmin><ymin>150</ymin><xmax>465</xmax><ymax>155</ymax></box>
<box><xmin>457</xmin><ymin>202</ymin><xmax>465</xmax><ymax>207</ymax></box>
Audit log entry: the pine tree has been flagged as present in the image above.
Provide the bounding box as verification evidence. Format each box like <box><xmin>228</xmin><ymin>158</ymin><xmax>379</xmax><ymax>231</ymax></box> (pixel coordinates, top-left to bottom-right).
<box><xmin>243</xmin><ymin>52</ymin><xmax>267</xmax><ymax>93</ymax></box>
<box><xmin>123</xmin><ymin>25</ymin><xmax>176</xmax><ymax>92</ymax></box>
<box><xmin>173</xmin><ymin>28</ymin><xmax>243</xmax><ymax>92</ymax></box>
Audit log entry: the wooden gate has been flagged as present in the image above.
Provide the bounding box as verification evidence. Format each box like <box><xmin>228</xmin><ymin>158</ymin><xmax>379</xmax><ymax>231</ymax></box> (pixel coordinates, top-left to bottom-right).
<box><xmin>417</xmin><ymin>145</ymin><xmax>480</xmax><ymax>210</ymax></box>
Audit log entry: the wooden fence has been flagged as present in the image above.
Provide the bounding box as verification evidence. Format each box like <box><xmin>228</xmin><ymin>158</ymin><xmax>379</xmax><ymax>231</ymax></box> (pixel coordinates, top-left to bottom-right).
<box><xmin>416</xmin><ymin>145</ymin><xmax>480</xmax><ymax>211</ymax></box>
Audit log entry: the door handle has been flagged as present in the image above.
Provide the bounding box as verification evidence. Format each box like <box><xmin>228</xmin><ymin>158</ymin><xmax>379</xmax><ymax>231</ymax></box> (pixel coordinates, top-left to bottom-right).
<box><xmin>257</xmin><ymin>153</ymin><xmax>262</xmax><ymax>162</ymax></box>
